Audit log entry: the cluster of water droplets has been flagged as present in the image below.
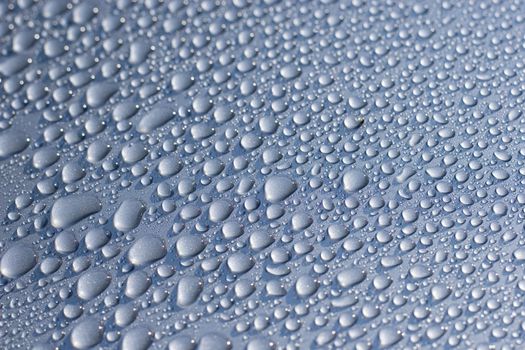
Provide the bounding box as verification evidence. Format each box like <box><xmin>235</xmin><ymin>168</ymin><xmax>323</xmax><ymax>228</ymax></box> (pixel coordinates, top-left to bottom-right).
<box><xmin>1</xmin><ymin>0</ymin><xmax>525</xmax><ymax>349</ymax></box>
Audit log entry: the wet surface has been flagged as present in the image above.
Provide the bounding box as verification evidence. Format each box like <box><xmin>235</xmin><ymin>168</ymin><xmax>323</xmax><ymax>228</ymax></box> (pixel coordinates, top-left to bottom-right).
<box><xmin>1</xmin><ymin>0</ymin><xmax>525</xmax><ymax>349</ymax></box>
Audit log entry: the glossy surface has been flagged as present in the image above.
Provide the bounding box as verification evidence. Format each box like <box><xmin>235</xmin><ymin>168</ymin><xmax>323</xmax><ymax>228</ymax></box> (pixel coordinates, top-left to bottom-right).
<box><xmin>0</xmin><ymin>0</ymin><xmax>524</xmax><ymax>349</ymax></box>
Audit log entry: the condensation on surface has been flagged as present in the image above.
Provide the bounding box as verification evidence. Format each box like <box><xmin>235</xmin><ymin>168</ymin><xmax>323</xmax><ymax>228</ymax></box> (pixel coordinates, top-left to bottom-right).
<box><xmin>1</xmin><ymin>0</ymin><xmax>525</xmax><ymax>349</ymax></box>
